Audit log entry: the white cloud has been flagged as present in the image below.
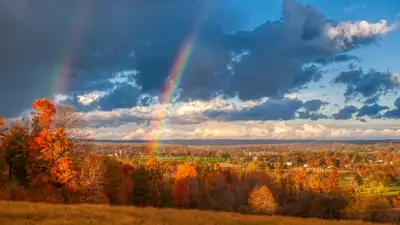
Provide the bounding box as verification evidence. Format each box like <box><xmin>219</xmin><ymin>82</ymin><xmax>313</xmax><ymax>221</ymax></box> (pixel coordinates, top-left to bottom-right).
<box><xmin>391</xmin><ymin>72</ymin><xmax>400</xmax><ymax>85</ymax></box>
<box><xmin>82</xmin><ymin>97</ymin><xmax>266</xmax><ymax>128</ymax></box>
<box><xmin>77</xmin><ymin>93</ymin><xmax>400</xmax><ymax>140</ymax></box>
<box><xmin>325</xmin><ymin>20</ymin><xmax>398</xmax><ymax>48</ymax></box>
<box><xmin>54</xmin><ymin>94</ymin><xmax>70</xmax><ymax>104</ymax></box>
<box><xmin>109</xmin><ymin>70</ymin><xmax>139</xmax><ymax>86</ymax></box>
<box><xmin>87</xmin><ymin>120</ymin><xmax>400</xmax><ymax>140</ymax></box>
<box><xmin>77</xmin><ymin>91</ymin><xmax>106</xmax><ymax>106</ymax></box>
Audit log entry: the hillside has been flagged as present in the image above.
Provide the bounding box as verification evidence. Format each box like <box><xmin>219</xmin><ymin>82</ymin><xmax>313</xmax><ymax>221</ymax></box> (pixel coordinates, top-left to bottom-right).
<box><xmin>0</xmin><ymin>201</ymin><xmax>387</xmax><ymax>225</ymax></box>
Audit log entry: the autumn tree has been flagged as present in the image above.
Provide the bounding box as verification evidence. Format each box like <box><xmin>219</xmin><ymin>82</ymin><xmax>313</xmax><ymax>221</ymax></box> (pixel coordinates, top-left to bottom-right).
<box><xmin>0</xmin><ymin>117</ymin><xmax>6</xmax><ymax>139</ymax></box>
<box><xmin>0</xmin><ymin>118</ymin><xmax>7</xmax><ymax>171</ymax></box>
<box><xmin>101</xmin><ymin>157</ymin><xmax>126</xmax><ymax>204</ymax></box>
<box><xmin>346</xmin><ymin>179</ymin><xmax>389</xmax><ymax>220</ymax></box>
<box><xmin>27</xmin><ymin>99</ymin><xmax>78</xmax><ymax>189</ymax></box>
<box><xmin>325</xmin><ymin>168</ymin><xmax>339</xmax><ymax>192</ymax></box>
<box><xmin>131</xmin><ymin>164</ymin><xmax>160</xmax><ymax>206</ymax></box>
<box><xmin>31</xmin><ymin>99</ymin><xmax>57</xmax><ymax>132</ymax></box>
<box><xmin>248</xmin><ymin>185</ymin><xmax>278</xmax><ymax>215</ymax></box>
<box><xmin>245</xmin><ymin>160</ymin><xmax>264</xmax><ymax>172</ymax></box>
<box><xmin>1</xmin><ymin>120</ymin><xmax>30</xmax><ymax>184</ymax></box>
<box><xmin>53</xmin><ymin>104</ymin><xmax>87</xmax><ymax>139</ymax></box>
<box><xmin>172</xmin><ymin>163</ymin><xmax>197</xmax><ymax>207</ymax></box>
<box><xmin>293</xmin><ymin>170</ymin><xmax>306</xmax><ymax>194</ymax></box>
<box><xmin>74</xmin><ymin>153</ymin><xmax>108</xmax><ymax>204</ymax></box>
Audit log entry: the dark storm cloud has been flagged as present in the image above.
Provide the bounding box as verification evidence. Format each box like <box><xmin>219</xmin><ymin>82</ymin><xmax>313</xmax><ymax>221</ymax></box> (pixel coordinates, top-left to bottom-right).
<box><xmin>332</xmin><ymin>105</ymin><xmax>358</xmax><ymax>120</ymax></box>
<box><xmin>333</xmin><ymin>68</ymin><xmax>399</xmax><ymax>103</ymax></box>
<box><xmin>356</xmin><ymin>104</ymin><xmax>389</xmax><ymax>118</ymax></box>
<box><xmin>383</xmin><ymin>97</ymin><xmax>400</xmax><ymax>119</ymax></box>
<box><xmin>0</xmin><ymin>0</ymin><xmax>233</xmax><ymax>116</ymax></box>
<box><xmin>395</xmin><ymin>97</ymin><xmax>400</xmax><ymax>108</ymax></box>
<box><xmin>298</xmin><ymin>111</ymin><xmax>328</xmax><ymax>120</ymax></box>
<box><xmin>384</xmin><ymin>109</ymin><xmax>400</xmax><ymax>119</ymax></box>
<box><xmin>0</xmin><ymin>0</ymin><xmax>396</xmax><ymax>117</ymax></box>
<box><xmin>292</xmin><ymin>65</ymin><xmax>323</xmax><ymax>89</ymax></box>
<box><xmin>303</xmin><ymin>99</ymin><xmax>326</xmax><ymax>111</ymax></box>
<box><xmin>84</xmin><ymin>112</ymin><xmax>146</xmax><ymax>129</ymax></box>
<box><xmin>84</xmin><ymin>107</ymin><xmax>208</xmax><ymax>128</ymax></box>
<box><xmin>316</xmin><ymin>54</ymin><xmax>359</xmax><ymax>65</ymax></box>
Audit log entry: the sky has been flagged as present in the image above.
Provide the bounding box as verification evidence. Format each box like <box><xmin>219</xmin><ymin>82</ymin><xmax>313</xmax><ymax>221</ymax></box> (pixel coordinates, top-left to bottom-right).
<box><xmin>0</xmin><ymin>0</ymin><xmax>400</xmax><ymax>140</ymax></box>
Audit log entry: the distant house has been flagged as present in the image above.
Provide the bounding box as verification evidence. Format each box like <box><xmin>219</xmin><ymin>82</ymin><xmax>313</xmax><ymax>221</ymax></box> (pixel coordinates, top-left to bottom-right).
<box><xmin>285</xmin><ymin>161</ymin><xmax>293</xmax><ymax>166</ymax></box>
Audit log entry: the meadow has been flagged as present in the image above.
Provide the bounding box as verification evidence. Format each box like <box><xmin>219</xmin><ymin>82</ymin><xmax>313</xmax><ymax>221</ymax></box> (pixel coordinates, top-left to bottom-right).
<box><xmin>0</xmin><ymin>201</ymin><xmax>388</xmax><ymax>225</ymax></box>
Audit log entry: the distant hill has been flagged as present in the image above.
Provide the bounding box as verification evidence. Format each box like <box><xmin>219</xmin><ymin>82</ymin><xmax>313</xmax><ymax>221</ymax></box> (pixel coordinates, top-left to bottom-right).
<box><xmin>0</xmin><ymin>201</ymin><xmax>383</xmax><ymax>225</ymax></box>
<box><xmin>85</xmin><ymin>139</ymin><xmax>400</xmax><ymax>145</ymax></box>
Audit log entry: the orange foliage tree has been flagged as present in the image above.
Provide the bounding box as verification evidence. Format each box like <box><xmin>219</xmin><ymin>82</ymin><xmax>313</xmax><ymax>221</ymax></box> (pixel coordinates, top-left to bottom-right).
<box><xmin>325</xmin><ymin>168</ymin><xmax>339</xmax><ymax>192</ymax></box>
<box><xmin>27</xmin><ymin>99</ymin><xmax>78</xmax><ymax>190</ymax></box>
<box><xmin>248</xmin><ymin>185</ymin><xmax>278</xmax><ymax>215</ymax></box>
<box><xmin>172</xmin><ymin>163</ymin><xmax>197</xmax><ymax>207</ymax></box>
<box><xmin>0</xmin><ymin>99</ymin><xmax>78</xmax><ymax>191</ymax></box>
<box><xmin>0</xmin><ymin>117</ymin><xmax>6</xmax><ymax>138</ymax></box>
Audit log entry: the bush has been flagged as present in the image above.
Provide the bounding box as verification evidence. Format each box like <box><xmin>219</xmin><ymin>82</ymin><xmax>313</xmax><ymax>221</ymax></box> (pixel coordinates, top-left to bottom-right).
<box><xmin>248</xmin><ymin>185</ymin><xmax>278</xmax><ymax>215</ymax></box>
<box><xmin>362</xmin><ymin>198</ymin><xmax>391</xmax><ymax>222</ymax></box>
<box><xmin>0</xmin><ymin>181</ymin><xmax>31</xmax><ymax>201</ymax></box>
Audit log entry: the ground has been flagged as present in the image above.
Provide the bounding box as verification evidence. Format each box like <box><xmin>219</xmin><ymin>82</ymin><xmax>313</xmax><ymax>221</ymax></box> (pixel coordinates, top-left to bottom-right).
<box><xmin>0</xmin><ymin>201</ymin><xmax>388</xmax><ymax>225</ymax></box>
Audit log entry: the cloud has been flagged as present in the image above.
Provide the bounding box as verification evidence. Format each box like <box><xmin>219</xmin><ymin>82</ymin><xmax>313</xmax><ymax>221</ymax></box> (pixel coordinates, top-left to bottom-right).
<box><xmin>332</xmin><ymin>105</ymin><xmax>358</xmax><ymax>120</ymax></box>
<box><xmin>82</xmin><ymin>97</ymin><xmax>333</xmax><ymax>129</ymax></box>
<box><xmin>89</xmin><ymin>120</ymin><xmax>400</xmax><ymax>140</ymax></box>
<box><xmin>205</xmin><ymin>98</ymin><xmax>304</xmax><ymax>121</ymax></box>
<box><xmin>333</xmin><ymin>68</ymin><xmax>400</xmax><ymax>103</ymax></box>
<box><xmin>392</xmin><ymin>73</ymin><xmax>400</xmax><ymax>85</ymax></box>
<box><xmin>303</xmin><ymin>99</ymin><xmax>326</xmax><ymax>111</ymax></box>
<box><xmin>395</xmin><ymin>97</ymin><xmax>400</xmax><ymax>108</ymax></box>
<box><xmin>383</xmin><ymin>97</ymin><xmax>400</xmax><ymax>118</ymax></box>
<box><xmin>298</xmin><ymin>111</ymin><xmax>328</xmax><ymax>120</ymax></box>
<box><xmin>356</xmin><ymin>104</ymin><xmax>389</xmax><ymax>118</ymax></box>
<box><xmin>82</xmin><ymin>97</ymin><xmax>250</xmax><ymax>128</ymax></box>
<box><xmin>0</xmin><ymin>0</ymin><xmax>397</xmax><ymax>117</ymax></box>
<box><xmin>384</xmin><ymin>109</ymin><xmax>400</xmax><ymax>119</ymax></box>
<box><xmin>325</xmin><ymin>20</ymin><xmax>397</xmax><ymax>49</ymax></box>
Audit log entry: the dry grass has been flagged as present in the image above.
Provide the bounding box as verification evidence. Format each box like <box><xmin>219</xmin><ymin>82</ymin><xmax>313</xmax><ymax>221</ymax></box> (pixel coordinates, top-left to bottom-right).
<box><xmin>0</xmin><ymin>201</ymin><xmax>387</xmax><ymax>225</ymax></box>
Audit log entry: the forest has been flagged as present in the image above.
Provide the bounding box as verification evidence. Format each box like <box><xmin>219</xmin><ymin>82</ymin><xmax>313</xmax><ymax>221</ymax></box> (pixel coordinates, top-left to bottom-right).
<box><xmin>1</xmin><ymin>99</ymin><xmax>400</xmax><ymax>223</ymax></box>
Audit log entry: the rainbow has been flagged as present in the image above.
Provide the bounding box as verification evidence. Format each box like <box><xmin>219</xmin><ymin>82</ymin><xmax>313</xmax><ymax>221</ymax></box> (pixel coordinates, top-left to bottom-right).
<box><xmin>148</xmin><ymin>1</ymin><xmax>211</xmax><ymax>155</ymax></box>
<box><xmin>50</xmin><ymin>2</ymin><xmax>90</xmax><ymax>98</ymax></box>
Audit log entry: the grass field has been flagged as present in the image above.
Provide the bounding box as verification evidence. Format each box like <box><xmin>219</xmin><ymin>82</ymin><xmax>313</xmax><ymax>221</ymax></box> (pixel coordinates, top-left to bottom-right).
<box><xmin>133</xmin><ymin>156</ymin><xmax>229</xmax><ymax>163</ymax></box>
<box><xmin>0</xmin><ymin>201</ymin><xmax>388</xmax><ymax>225</ymax></box>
